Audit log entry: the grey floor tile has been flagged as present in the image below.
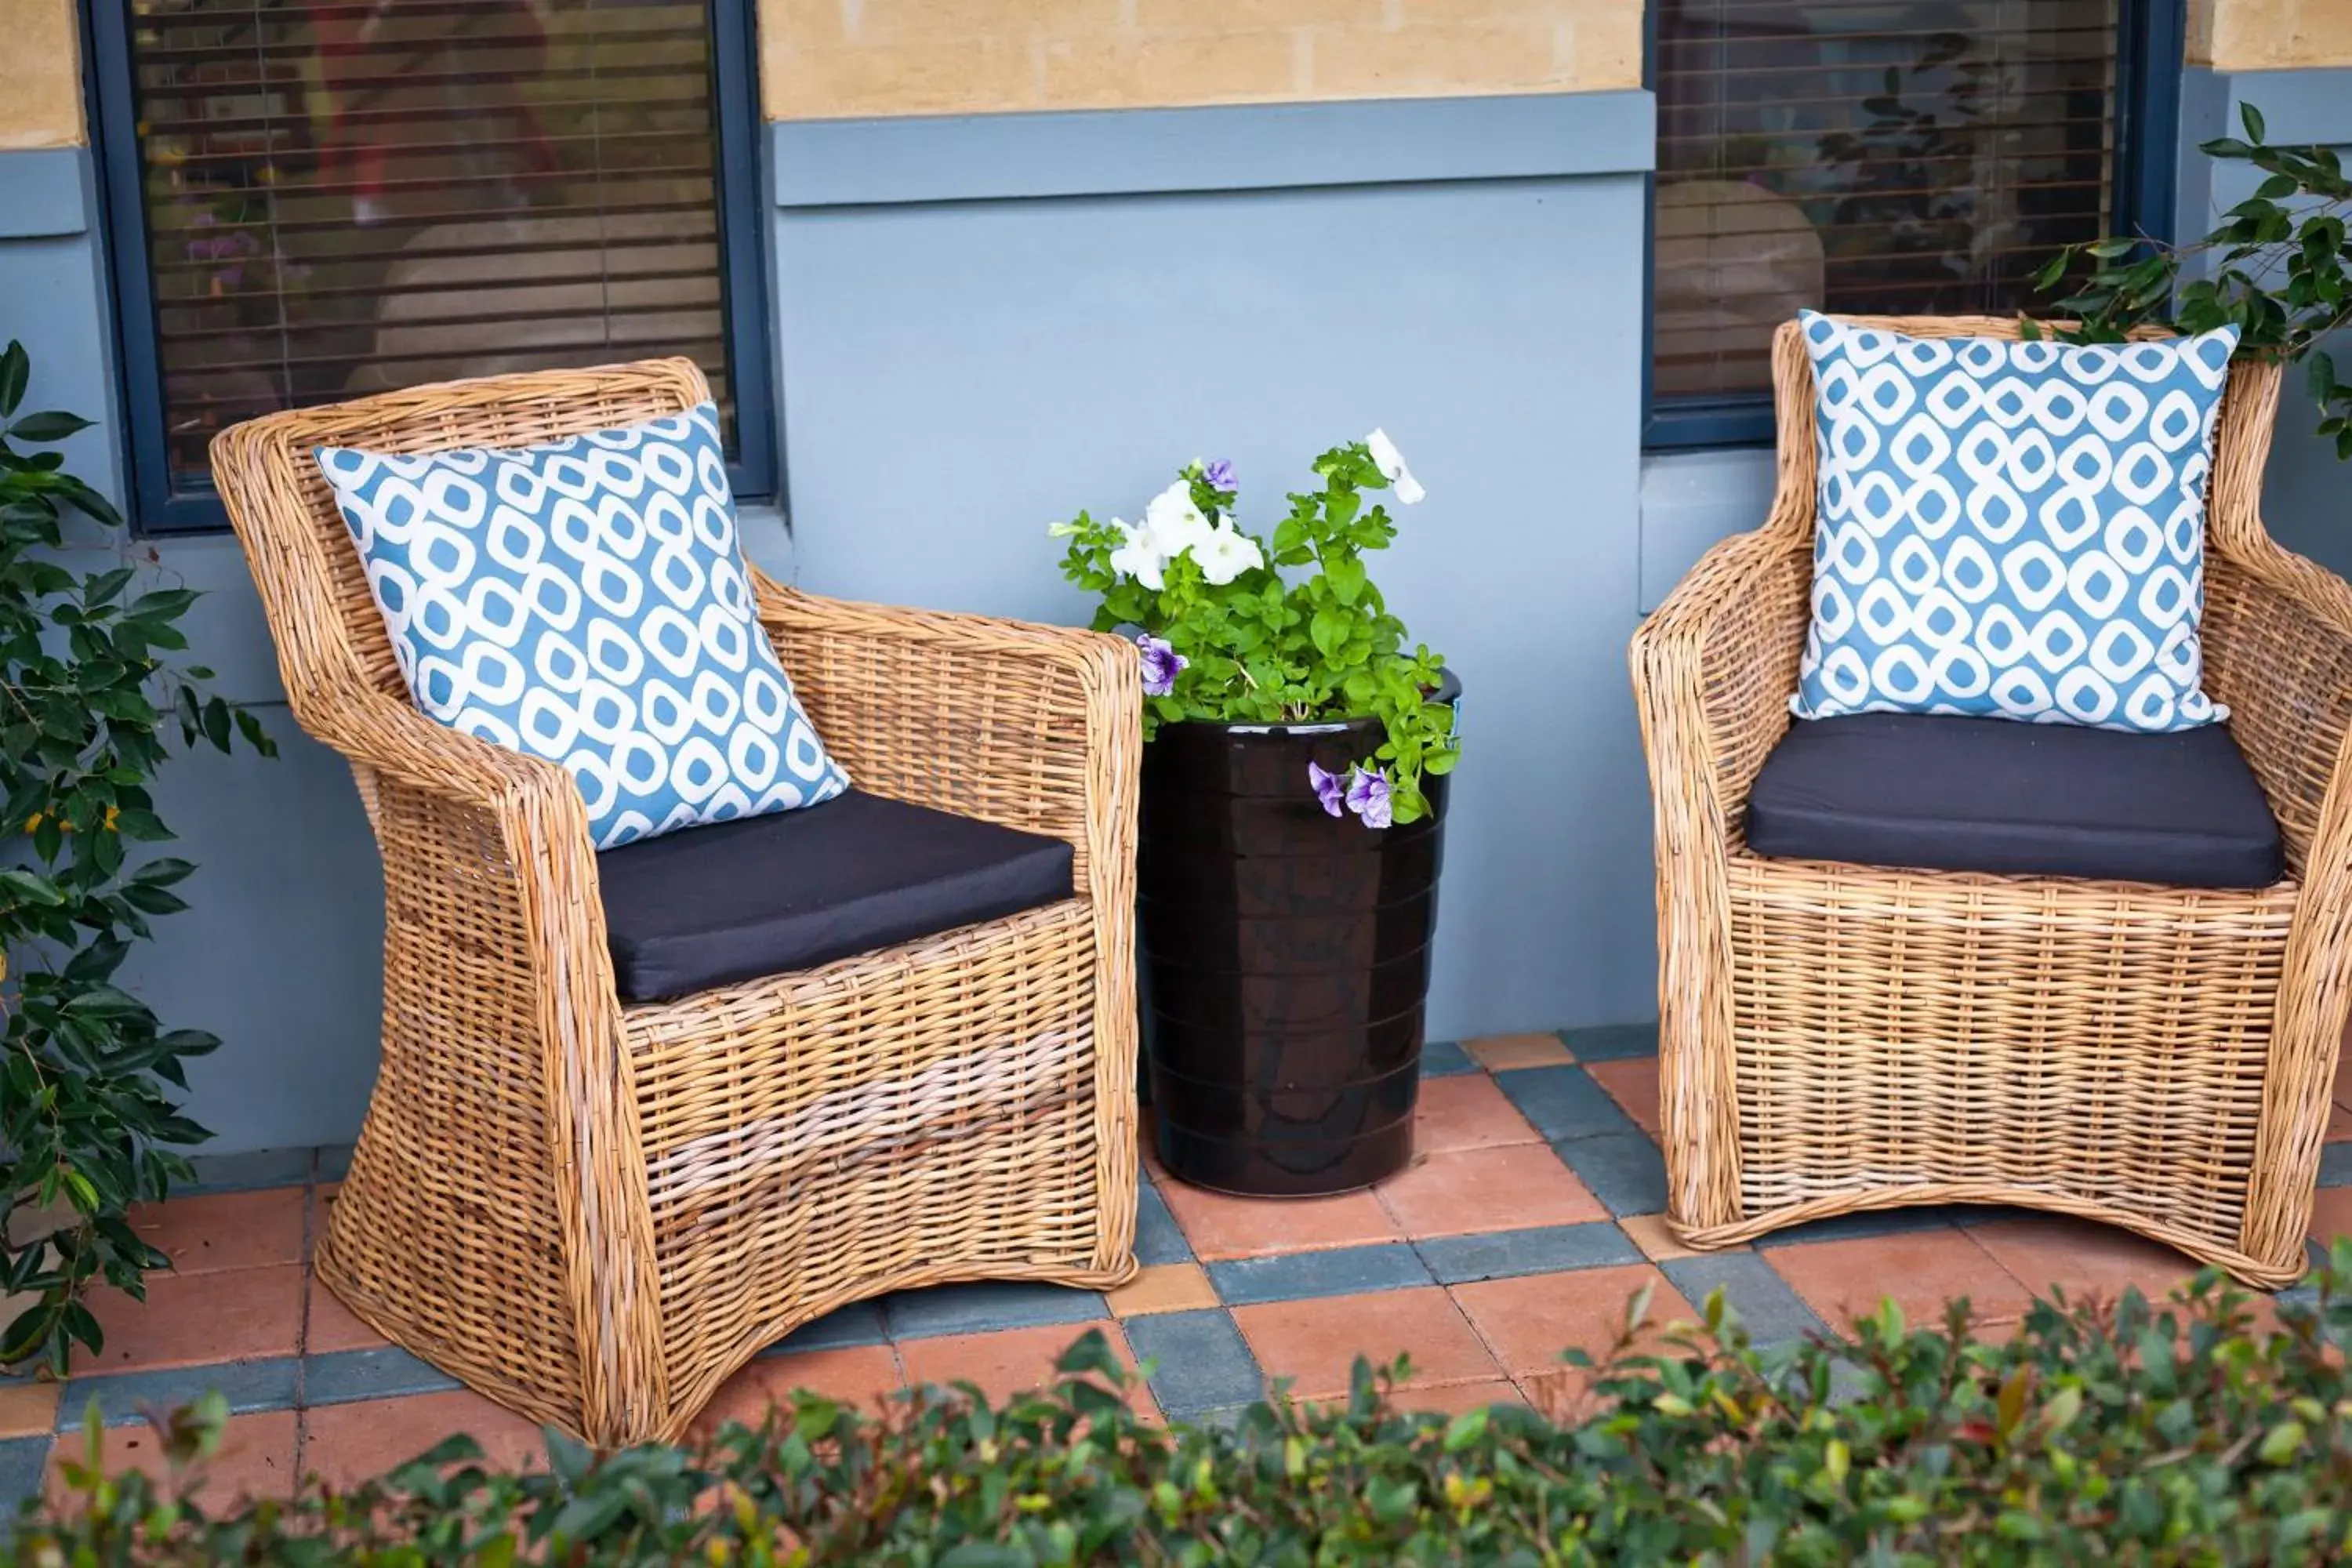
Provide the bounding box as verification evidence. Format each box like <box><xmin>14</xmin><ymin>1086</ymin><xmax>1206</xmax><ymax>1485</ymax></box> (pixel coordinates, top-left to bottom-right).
<box><xmin>884</xmin><ymin>1281</ymin><xmax>1105</xmax><ymax>1341</ymax></box>
<box><xmin>1755</xmin><ymin>1207</ymin><xmax>1967</xmax><ymax>1248</ymax></box>
<box><xmin>1123</xmin><ymin>1309</ymin><xmax>1261</xmax><ymax>1417</ymax></box>
<box><xmin>303</xmin><ymin>1345</ymin><xmax>462</xmax><ymax>1407</ymax></box>
<box><xmin>0</xmin><ymin>1436</ymin><xmax>46</xmax><ymax>1517</ymax></box>
<box><xmin>1552</xmin><ymin>1133</ymin><xmax>1669</xmax><ymax>1218</ymax></box>
<box><xmin>1417</xmin><ymin>1222</ymin><xmax>1643</xmax><ymax>1285</ymax></box>
<box><xmin>183</xmin><ymin>1148</ymin><xmax>313</xmax><ymax>1196</ymax></box>
<box><xmin>64</xmin><ymin>1358</ymin><xmax>301</xmax><ymax>1427</ymax></box>
<box><xmin>1419</xmin><ymin>1040</ymin><xmax>1478</xmax><ymax>1078</ymax></box>
<box><xmin>1208</xmin><ymin>1243</ymin><xmax>1430</xmax><ymax>1306</ymax></box>
<box><xmin>2321</xmin><ymin>1144</ymin><xmax>2352</xmax><ymax>1188</ymax></box>
<box><xmin>760</xmin><ymin>1301</ymin><xmax>887</xmax><ymax>1356</ymax></box>
<box><xmin>1661</xmin><ymin>1254</ymin><xmax>1832</xmax><ymax>1348</ymax></box>
<box><xmin>1559</xmin><ymin>1024</ymin><xmax>1657</xmax><ymax>1062</ymax></box>
<box><xmin>1136</xmin><ymin>1180</ymin><xmax>1192</xmax><ymax>1265</ymax></box>
<box><xmin>1497</xmin><ymin>1067</ymin><xmax>1641</xmax><ymax>1144</ymax></box>
<box><xmin>1178</xmin><ymin>1403</ymin><xmax>1257</xmax><ymax>1433</ymax></box>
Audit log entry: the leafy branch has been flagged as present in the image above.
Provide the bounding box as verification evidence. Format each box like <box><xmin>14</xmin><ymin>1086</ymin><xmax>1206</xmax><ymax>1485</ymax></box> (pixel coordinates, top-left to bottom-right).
<box><xmin>0</xmin><ymin>339</ymin><xmax>275</xmax><ymax>1374</ymax></box>
<box><xmin>2031</xmin><ymin>101</ymin><xmax>2352</xmax><ymax>457</ymax></box>
<box><xmin>1056</xmin><ymin>445</ymin><xmax>1457</xmax><ymax>825</ymax></box>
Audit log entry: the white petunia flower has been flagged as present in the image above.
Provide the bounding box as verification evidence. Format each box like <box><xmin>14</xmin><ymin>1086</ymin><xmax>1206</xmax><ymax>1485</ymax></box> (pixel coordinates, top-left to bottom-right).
<box><xmin>1363</xmin><ymin>428</ymin><xmax>1425</xmax><ymax>506</ymax></box>
<box><xmin>1144</xmin><ymin>481</ymin><xmax>1218</xmax><ymax>556</ymax></box>
<box><xmin>1191</xmin><ymin>523</ymin><xmax>1265</xmax><ymax>586</ymax></box>
<box><xmin>1107</xmin><ymin>517</ymin><xmax>1168</xmax><ymax>590</ymax></box>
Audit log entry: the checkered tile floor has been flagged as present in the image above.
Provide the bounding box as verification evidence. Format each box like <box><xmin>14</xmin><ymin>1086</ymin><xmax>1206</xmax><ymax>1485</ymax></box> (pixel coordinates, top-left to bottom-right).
<box><xmin>9</xmin><ymin>1023</ymin><xmax>2352</xmax><ymax>1510</ymax></box>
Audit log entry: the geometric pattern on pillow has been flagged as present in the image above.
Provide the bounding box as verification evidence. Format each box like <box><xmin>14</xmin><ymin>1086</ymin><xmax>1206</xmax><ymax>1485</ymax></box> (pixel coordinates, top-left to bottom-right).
<box><xmin>1790</xmin><ymin>311</ymin><xmax>2240</xmax><ymax>733</ymax></box>
<box><xmin>314</xmin><ymin>402</ymin><xmax>849</xmax><ymax>849</ymax></box>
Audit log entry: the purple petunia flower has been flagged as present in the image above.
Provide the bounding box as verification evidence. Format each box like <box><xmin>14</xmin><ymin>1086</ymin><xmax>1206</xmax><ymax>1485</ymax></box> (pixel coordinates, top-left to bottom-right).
<box><xmin>1203</xmin><ymin>459</ymin><xmax>1237</xmax><ymax>493</ymax></box>
<box><xmin>1345</xmin><ymin>766</ymin><xmax>1392</xmax><ymax>829</ymax></box>
<box><xmin>1308</xmin><ymin>761</ymin><xmax>1346</xmax><ymax>818</ymax></box>
<box><xmin>1136</xmin><ymin>633</ymin><xmax>1188</xmax><ymax>697</ymax></box>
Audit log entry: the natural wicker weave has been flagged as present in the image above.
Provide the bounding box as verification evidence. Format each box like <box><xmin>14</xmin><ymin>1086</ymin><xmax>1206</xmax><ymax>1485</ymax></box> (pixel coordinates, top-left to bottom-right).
<box><xmin>1631</xmin><ymin>315</ymin><xmax>2352</xmax><ymax>1289</ymax></box>
<box><xmin>211</xmin><ymin>359</ymin><xmax>1142</xmax><ymax>1445</ymax></box>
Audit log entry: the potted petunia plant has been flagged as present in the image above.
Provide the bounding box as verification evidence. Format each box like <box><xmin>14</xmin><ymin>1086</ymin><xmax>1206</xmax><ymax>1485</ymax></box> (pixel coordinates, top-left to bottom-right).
<box><xmin>1054</xmin><ymin>434</ymin><xmax>1461</xmax><ymax>1196</ymax></box>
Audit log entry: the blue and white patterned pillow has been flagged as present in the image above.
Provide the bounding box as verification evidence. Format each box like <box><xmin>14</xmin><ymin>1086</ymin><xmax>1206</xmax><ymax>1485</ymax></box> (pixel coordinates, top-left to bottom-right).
<box><xmin>1791</xmin><ymin>311</ymin><xmax>2239</xmax><ymax>733</ymax></box>
<box><xmin>315</xmin><ymin>404</ymin><xmax>849</xmax><ymax>848</ymax></box>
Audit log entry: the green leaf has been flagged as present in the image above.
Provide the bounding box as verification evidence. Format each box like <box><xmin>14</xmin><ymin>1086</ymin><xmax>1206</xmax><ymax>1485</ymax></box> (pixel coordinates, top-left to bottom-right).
<box><xmin>0</xmin><ymin>342</ymin><xmax>25</xmax><ymax>419</ymax></box>
<box><xmin>2241</xmin><ymin>100</ymin><xmax>2268</xmax><ymax>143</ymax></box>
<box><xmin>5</xmin><ymin>412</ymin><xmax>93</xmax><ymax>444</ymax></box>
<box><xmin>2259</xmin><ymin>1420</ymin><xmax>2307</xmax><ymax>1463</ymax></box>
<box><xmin>2308</xmin><ymin>349</ymin><xmax>2339</xmax><ymax>402</ymax></box>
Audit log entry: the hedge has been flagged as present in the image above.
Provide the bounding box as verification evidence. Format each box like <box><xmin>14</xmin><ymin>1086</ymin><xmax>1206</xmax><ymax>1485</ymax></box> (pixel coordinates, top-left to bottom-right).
<box><xmin>15</xmin><ymin>1240</ymin><xmax>2352</xmax><ymax>1565</ymax></box>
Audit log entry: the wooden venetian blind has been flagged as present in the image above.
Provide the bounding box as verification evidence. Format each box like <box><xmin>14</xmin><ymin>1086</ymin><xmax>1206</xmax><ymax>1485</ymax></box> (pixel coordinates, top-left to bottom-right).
<box><xmin>1653</xmin><ymin>0</ymin><xmax>2123</xmax><ymax>401</ymax></box>
<box><xmin>125</xmin><ymin>0</ymin><xmax>733</xmax><ymax>482</ymax></box>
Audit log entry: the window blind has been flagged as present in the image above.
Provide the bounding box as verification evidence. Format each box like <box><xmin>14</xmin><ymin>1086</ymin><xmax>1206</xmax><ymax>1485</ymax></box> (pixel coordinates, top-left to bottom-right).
<box><xmin>1652</xmin><ymin>0</ymin><xmax>2122</xmax><ymax>402</ymax></box>
<box><xmin>125</xmin><ymin>0</ymin><xmax>734</xmax><ymax>485</ymax></box>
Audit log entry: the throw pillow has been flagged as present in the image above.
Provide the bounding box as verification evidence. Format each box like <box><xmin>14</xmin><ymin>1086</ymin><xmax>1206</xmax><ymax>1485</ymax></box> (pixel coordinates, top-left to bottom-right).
<box><xmin>1791</xmin><ymin>310</ymin><xmax>2239</xmax><ymax>732</ymax></box>
<box><xmin>315</xmin><ymin>402</ymin><xmax>850</xmax><ymax>848</ymax></box>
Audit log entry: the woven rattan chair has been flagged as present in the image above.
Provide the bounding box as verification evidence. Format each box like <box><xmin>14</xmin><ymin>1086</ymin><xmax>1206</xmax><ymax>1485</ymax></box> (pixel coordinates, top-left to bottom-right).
<box><xmin>212</xmin><ymin>358</ymin><xmax>1142</xmax><ymax>1445</ymax></box>
<box><xmin>1631</xmin><ymin>315</ymin><xmax>2352</xmax><ymax>1289</ymax></box>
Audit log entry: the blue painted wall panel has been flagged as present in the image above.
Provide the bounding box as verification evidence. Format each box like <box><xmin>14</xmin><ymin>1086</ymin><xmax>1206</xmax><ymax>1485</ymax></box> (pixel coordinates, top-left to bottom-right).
<box><xmin>775</xmin><ymin>173</ymin><xmax>1658</xmax><ymax>1037</ymax></box>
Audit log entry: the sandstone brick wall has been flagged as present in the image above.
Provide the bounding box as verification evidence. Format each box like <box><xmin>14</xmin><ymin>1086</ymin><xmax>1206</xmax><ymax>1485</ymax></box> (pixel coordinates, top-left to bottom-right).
<box><xmin>2190</xmin><ymin>0</ymin><xmax>2352</xmax><ymax>71</ymax></box>
<box><xmin>759</xmin><ymin>0</ymin><xmax>1644</xmax><ymax>121</ymax></box>
<box><xmin>0</xmin><ymin>0</ymin><xmax>82</xmax><ymax>150</ymax></box>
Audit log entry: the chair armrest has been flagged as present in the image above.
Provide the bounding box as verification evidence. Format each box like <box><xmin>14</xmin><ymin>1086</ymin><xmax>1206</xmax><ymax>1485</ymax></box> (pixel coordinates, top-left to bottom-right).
<box><xmin>753</xmin><ymin>574</ymin><xmax>1142</xmax><ymax>907</ymax></box>
<box><xmin>2203</xmin><ymin>539</ymin><xmax>2352</xmax><ymax>877</ymax></box>
<box><xmin>1628</xmin><ymin>525</ymin><xmax>1813</xmax><ymax>850</ymax></box>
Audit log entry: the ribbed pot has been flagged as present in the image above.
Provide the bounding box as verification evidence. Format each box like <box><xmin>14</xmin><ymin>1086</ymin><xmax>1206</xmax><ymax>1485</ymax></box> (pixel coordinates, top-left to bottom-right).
<box><xmin>1138</xmin><ymin>672</ymin><xmax>1457</xmax><ymax>1196</ymax></box>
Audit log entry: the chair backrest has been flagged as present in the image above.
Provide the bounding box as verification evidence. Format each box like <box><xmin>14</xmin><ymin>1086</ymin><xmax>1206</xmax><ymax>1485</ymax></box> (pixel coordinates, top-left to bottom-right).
<box><xmin>209</xmin><ymin>358</ymin><xmax>710</xmax><ymax>729</ymax></box>
<box><xmin>1763</xmin><ymin>314</ymin><xmax>2285</xmax><ymax>561</ymax></box>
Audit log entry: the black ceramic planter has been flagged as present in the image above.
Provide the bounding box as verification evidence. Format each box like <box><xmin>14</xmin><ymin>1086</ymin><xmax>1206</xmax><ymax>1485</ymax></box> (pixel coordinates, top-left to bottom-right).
<box><xmin>1138</xmin><ymin>672</ymin><xmax>1457</xmax><ymax>1196</ymax></box>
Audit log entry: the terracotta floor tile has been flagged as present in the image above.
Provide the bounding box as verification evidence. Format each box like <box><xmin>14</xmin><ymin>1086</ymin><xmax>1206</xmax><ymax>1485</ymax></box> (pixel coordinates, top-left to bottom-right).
<box><xmin>1965</xmin><ymin>1215</ymin><xmax>2204</xmax><ymax>1306</ymax></box>
<box><xmin>2310</xmin><ymin>1187</ymin><xmax>2352</xmax><ymax>1247</ymax></box>
<box><xmin>1450</xmin><ymin>1264</ymin><xmax>1692</xmax><ymax>1381</ymax></box>
<box><xmin>1106</xmin><ymin>1263</ymin><xmax>1219</xmax><ymax>1318</ymax></box>
<box><xmin>1462</xmin><ymin>1034</ymin><xmax>1573</xmax><ymax>1072</ymax></box>
<box><xmin>1383</xmin><ymin>1378</ymin><xmax>1525</xmax><ymax>1417</ymax></box>
<box><xmin>303</xmin><ymin>1390</ymin><xmax>546</xmax><ymax>1488</ymax></box>
<box><xmin>83</xmin><ymin>1264</ymin><xmax>303</xmax><ymax>1372</ymax></box>
<box><xmin>2335</xmin><ymin>1048</ymin><xmax>2352</xmax><ymax>1112</ymax></box>
<box><xmin>126</xmin><ymin>1189</ymin><xmax>307</xmax><ymax>1276</ymax></box>
<box><xmin>1375</xmin><ymin>1145</ymin><xmax>1606</xmax><ymax>1240</ymax></box>
<box><xmin>898</xmin><ymin>1323</ymin><xmax>1156</xmax><ymax>1419</ymax></box>
<box><xmin>1235</xmin><ymin>1286</ymin><xmax>1498</xmax><ymax>1400</ymax></box>
<box><xmin>0</xmin><ymin>1380</ymin><xmax>58</xmax><ymax>1439</ymax></box>
<box><xmin>304</xmin><ymin>1272</ymin><xmax>390</xmax><ymax>1355</ymax></box>
<box><xmin>695</xmin><ymin>1345</ymin><xmax>904</xmax><ymax>1435</ymax></box>
<box><xmin>1412</xmin><ymin>1074</ymin><xmax>1543</xmax><ymax>1153</ymax></box>
<box><xmin>1154</xmin><ymin>1178</ymin><xmax>1399</xmax><ymax>1262</ymax></box>
<box><xmin>48</xmin><ymin>1410</ymin><xmax>297</xmax><ymax>1508</ymax></box>
<box><xmin>1617</xmin><ymin>1212</ymin><xmax>1707</xmax><ymax>1263</ymax></box>
<box><xmin>1767</xmin><ymin>1230</ymin><xmax>2035</xmax><ymax>1334</ymax></box>
<box><xmin>2332</xmin><ymin>1101</ymin><xmax>2352</xmax><ymax>1142</ymax></box>
<box><xmin>1585</xmin><ymin>1058</ymin><xmax>1661</xmax><ymax>1141</ymax></box>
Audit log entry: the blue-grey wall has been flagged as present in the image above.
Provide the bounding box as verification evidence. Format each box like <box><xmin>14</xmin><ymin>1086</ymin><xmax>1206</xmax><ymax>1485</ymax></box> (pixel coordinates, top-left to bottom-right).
<box><xmin>0</xmin><ymin>146</ymin><xmax>794</xmax><ymax>1152</ymax></box>
<box><xmin>768</xmin><ymin>91</ymin><xmax>1661</xmax><ymax>1053</ymax></box>
<box><xmin>1641</xmin><ymin>65</ymin><xmax>2352</xmax><ymax>614</ymax></box>
<box><xmin>20</xmin><ymin>64</ymin><xmax>2345</xmax><ymax>1156</ymax></box>
<box><xmin>2178</xmin><ymin>67</ymin><xmax>2352</xmax><ymax>575</ymax></box>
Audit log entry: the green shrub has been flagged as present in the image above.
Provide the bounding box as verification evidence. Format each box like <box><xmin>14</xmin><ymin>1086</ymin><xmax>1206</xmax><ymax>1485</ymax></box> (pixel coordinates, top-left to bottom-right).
<box><xmin>19</xmin><ymin>1245</ymin><xmax>2352</xmax><ymax>1565</ymax></box>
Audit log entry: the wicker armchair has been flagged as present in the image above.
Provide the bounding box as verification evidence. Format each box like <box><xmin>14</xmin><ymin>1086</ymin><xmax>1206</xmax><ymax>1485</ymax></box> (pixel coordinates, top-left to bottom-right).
<box><xmin>1631</xmin><ymin>315</ymin><xmax>2352</xmax><ymax>1288</ymax></box>
<box><xmin>212</xmin><ymin>359</ymin><xmax>1142</xmax><ymax>1445</ymax></box>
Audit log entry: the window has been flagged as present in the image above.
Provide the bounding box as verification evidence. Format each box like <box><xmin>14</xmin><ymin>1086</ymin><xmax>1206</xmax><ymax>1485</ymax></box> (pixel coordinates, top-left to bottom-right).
<box><xmin>93</xmin><ymin>0</ymin><xmax>771</xmax><ymax>530</ymax></box>
<box><xmin>1647</xmin><ymin>0</ymin><xmax>2181</xmax><ymax>446</ymax></box>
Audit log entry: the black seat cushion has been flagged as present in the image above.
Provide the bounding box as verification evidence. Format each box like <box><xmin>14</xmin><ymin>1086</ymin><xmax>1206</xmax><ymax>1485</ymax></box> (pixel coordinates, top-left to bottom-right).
<box><xmin>597</xmin><ymin>789</ymin><xmax>1075</xmax><ymax>1002</ymax></box>
<box><xmin>1744</xmin><ymin>713</ymin><xmax>2284</xmax><ymax>888</ymax></box>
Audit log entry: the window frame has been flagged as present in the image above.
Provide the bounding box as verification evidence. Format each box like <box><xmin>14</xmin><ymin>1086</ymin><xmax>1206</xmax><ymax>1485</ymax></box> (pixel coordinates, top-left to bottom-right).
<box><xmin>1641</xmin><ymin>0</ymin><xmax>2189</xmax><ymax>451</ymax></box>
<box><xmin>87</xmin><ymin>0</ymin><xmax>778</xmax><ymax>533</ymax></box>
